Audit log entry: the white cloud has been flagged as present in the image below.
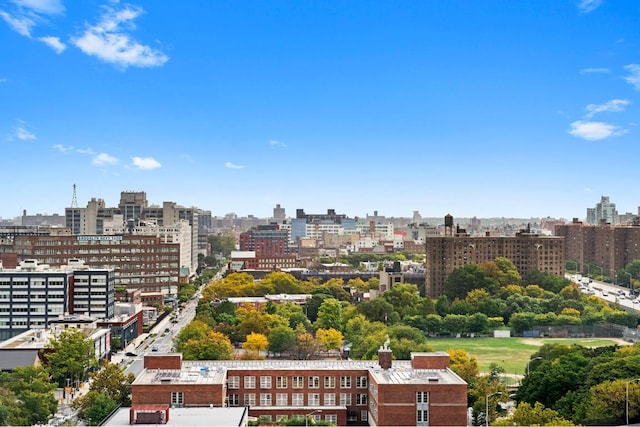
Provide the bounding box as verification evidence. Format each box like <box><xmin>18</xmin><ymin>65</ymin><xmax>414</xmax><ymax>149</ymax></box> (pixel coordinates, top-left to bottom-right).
<box><xmin>584</xmin><ymin>99</ymin><xmax>629</xmax><ymax>118</ymax></box>
<box><xmin>53</xmin><ymin>144</ymin><xmax>73</xmax><ymax>153</ymax></box>
<box><xmin>71</xmin><ymin>3</ymin><xmax>168</xmax><ymax>69</ymax></box>
<box><xmin>568</xmin><ymin>120</ymin><xmax>627</xmax><ymax>140</ymax></box>
<box><xmin>624</xmin><ymin>64</ymin><xmax>640</xmax><ymax>90</ymax></box>
<box><xmin>225</xmin><ymin>162</ymin><xmax>244</xmax><ymax>169</ymax></box>
<box><xmin>579</xmin><ymin>67</ymin><xmax>610</xmax><ymax>74</ymax></box>
<box><xmin>76</xmin><ymin>147</ymin><xmax>95</xmax><ymax>155</ymax></box>
<box><xmin>577</xmin><ymin>0</ymin><xmax>602</xmax><ymax>13</ymax></box>
<box><xmin>12</xmin><ymin>120</ymin><xmax>36</xmax><ymax>141</ymax></box>
<box><xmin>92</xmin><ymin>152</ymin><xmax>119</xmax><ymax>166</ymax></box>
<box><xmin>269</xmin><ymin>140</ymin><xmax>286</xmax><ymax>148</ymax></box>
<box><xmin>38</xmin><ymin>35</ymin><xmax>66</xmax><ymax>53</ymax></box>
<box><xmin>10</xmin><ymin>0</ymin><xmax>64</xmax><ymax>15</ymax></box>
<box><xmin>131</xmin><ymin>156</ymin><xmax>161</xmax><ymax>170</ymax></box>
<box><xmin>0</xmin><ymin>10</ymin><xmax>35</xmax><ymax>36</ymax></box>
<box><xmin>0</xmin><ymin>78</ymin><xmax>7</xmax><ymax>83</ymax></box>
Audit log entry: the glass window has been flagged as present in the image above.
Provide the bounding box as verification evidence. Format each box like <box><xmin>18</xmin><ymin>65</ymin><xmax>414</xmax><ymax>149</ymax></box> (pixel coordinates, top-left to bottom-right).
<box><xmin>308</xmin><ymin>376</ymin><xmax>320</xmax><ymax>388</ymax></box>
<box><xmin>324</xmin><ymin>376</ymin><xmax>335</xmax><ymax>388</ymax></box>
<box><xmin>340</xmin><ymin>376</ymin><xmax>352</xmax><ymax>388</ymax></box>
<box><xmin>292</xmin><ymin>376</ymin><xmax>304</xmax><ymax>388</ymax></box>
<box><xmin>244</xmin><ymin>376</ymin><xmax>256</xmax><ymax>389</ymax></box>
<box><xmin>244</xmin><ymin>393</ymin><xmax>256</xmax><ymax>407</ymax></box>
<box><xmin>276</xmin><ymin>376</ymin><xmax>288</xmax><ymax>389</ymax></box>
<box><xmin>260</xmin><ymin>376</ymin><xmax>272</xmax><ymax>389</ymax></box>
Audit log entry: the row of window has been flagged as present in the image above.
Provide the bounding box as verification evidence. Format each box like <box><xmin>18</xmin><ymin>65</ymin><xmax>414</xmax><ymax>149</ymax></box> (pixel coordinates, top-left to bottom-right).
<box><xmin>228</xmin><ymin>392</ymin><xmax>368</xmax><ymax>407</ymax></box>
<box><xmin>228</xmin><ymin>375</ymin><xmax>367</xmax><ymax>390</ymax></box>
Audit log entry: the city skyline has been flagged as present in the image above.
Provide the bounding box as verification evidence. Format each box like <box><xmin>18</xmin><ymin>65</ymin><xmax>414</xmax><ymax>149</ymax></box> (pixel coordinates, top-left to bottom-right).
<box><xmin>2</xmin><ymin>1</ymin><xmax>639</xmax><ymax>220</ymax></box>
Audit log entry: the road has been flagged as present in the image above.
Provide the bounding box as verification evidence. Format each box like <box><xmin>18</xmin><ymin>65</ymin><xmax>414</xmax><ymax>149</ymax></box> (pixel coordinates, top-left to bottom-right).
<box><xmin>568</xmin><ymin>274</ymin><xmax>639</xmax><ymax>311</ymax></box>
<box><xmin>118</xmin><ymin>293</ymin><xmax>200</xmax><ymax>377</ymax></box>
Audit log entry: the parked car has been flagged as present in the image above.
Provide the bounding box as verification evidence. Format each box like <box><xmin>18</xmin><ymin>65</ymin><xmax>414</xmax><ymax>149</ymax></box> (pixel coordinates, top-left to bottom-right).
<box><xmin>125</xmin><ymin>351</ymin><xmax>137</xmax><ymax>357</ymax></box>
<box><xmin>151</xmin><ymin>345</ymin><xmax>159</xmax><ymax>352</ymax></box>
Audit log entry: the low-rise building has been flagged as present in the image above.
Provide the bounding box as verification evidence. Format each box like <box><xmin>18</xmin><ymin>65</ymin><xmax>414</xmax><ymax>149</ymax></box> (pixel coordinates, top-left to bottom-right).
<box><xmin>131</xmin><ymin>348</ymin><xmax>467</xmax><ymax>427</ymax></box>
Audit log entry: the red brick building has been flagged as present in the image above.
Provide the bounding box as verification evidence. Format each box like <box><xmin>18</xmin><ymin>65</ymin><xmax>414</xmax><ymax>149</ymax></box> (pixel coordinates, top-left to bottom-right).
<box><xmin>131</xmin><ymin>350</ymin><xmax>467</xmax><ymax>426</ymax></box>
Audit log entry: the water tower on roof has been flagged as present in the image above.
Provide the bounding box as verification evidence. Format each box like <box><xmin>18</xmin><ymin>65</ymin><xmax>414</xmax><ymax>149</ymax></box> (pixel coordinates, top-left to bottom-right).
<box><xmin>444</xmin><ymin>214</ymin><xmax>454</xmax><ymax>237</ymax></box>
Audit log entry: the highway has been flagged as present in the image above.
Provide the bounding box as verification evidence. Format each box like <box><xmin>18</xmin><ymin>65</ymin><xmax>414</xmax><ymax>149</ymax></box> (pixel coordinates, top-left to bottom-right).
<box><xmin>568</xmin><ymin>274</ymin><xmax>639</xmax><ymax>311</ymax></box>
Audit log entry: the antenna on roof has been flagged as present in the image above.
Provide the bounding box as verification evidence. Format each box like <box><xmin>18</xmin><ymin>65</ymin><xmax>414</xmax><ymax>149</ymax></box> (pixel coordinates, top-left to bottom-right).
<box><xmin>71</xmin><ymin>184</ymin><xmax>79</xmax><ymax>208</ymax></box>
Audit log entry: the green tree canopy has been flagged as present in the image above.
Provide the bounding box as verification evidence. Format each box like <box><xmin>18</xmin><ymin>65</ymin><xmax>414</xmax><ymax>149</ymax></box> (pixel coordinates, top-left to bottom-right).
<box><xmin>44</xmin><ymin>328</ymin><xmax>97</xmax><ymax>387</ymax></box>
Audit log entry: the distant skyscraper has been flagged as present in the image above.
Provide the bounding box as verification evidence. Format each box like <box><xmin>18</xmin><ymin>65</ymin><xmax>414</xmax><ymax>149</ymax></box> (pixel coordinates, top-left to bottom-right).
<box><xmin>586</xmin><ymin>196</ymin><xmax>618</xmax><ymax>225</ymax></box>
<box><xmin>273</xmin><ymin>204</ymin><xmax>285</xmax><ymax>220</ymax></box>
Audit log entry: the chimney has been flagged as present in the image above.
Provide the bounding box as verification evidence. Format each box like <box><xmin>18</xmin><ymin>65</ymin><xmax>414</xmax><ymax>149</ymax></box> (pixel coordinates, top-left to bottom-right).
<box><xmin>378</xmin><ymin>336</ymin><xmax>392</xmax><ymax>369</ymax></box>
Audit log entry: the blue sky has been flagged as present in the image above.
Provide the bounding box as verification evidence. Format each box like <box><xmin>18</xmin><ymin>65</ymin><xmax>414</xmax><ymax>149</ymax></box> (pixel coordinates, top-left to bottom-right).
<box><xmin>1</xmin><ymin>0</ymin><xmax>639</xmax><ymax>221</ymax></box>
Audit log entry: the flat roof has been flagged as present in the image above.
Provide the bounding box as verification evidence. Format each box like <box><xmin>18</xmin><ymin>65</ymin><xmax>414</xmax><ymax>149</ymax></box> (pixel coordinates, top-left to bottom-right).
<box><xmin>102</xmin><ymin>406</ymin><xmax>248</xmax><ymax>426</ymax></box>
<box><xmin>133</xmin><ymin>358</ymin><xmax>466</xmax><ymax>386</ymax></box>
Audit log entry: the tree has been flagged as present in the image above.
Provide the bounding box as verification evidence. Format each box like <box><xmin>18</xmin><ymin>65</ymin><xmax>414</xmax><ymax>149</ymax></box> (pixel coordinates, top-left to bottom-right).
<box><xmin>493</xmin><ymin>401</ymin><xmax>575</xmax><ymax>426</ymax></box>
<box><xmin>44</xmin><ymin>328</ymin><xmax>97</xmax><ymax>387</ymax></box>
<box><xmin>183</xmin><ymin>330</ymin><xmax>235</xmax><ymax>360</ymax></box>
<box><xmin>261</xmin><ymin>272</ymin><xmax>302</xmax><ymax>294</ymax></box>
<box><xmin>83</xmin><ymin>392</ymin><xmax>117</xmax><ymax>426</ymax></box>
<box><xmin>447</xmin><ymin>348</ymin><xmax>479</xmax><ymax>385</ymax></box>
<box><xmin>80</xmin><ymin>360</ymin><xmax>135</xmax><ymax>408</ymax></box>
<box><xmin>267</xmin><ymin>325</ymin><xmax>296</xmax><ymax>355</ymax></box>
<box><xmin>445</xmin><ymin>264</ymin><xmax>498</xmax><ymax>300</ymax></box>
<box><xmin>294</xmin><ymin>324</ymin><xmax>319</xmax><ymax>360</ymax></box>
<box><xmin>381</xmin><ymin>283</ymin><xmax>423</xmax><ymax>318</ymax></box>
<box><xmin>314</xmin><ymin>298</ymin><xmax>344</xmax><ymax>331</ymax></box>
<box><xmin>0</xmin><ymin>366</ymin><xmax>58</xmax><ymax>426</ymax></box>
<box><xmin>315</xmin><ymin>328</ymin><xmax>344</xmax><ymax>352</ymax></box>
<box><xmin>243</xmin><ymin>332</ymin><xmax>268</xmax><ymax>353</ymax></box>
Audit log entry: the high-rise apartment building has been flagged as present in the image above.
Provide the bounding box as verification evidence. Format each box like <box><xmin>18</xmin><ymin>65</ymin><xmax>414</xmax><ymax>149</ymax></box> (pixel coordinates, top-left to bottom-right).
<box><xmin>555</xmin><ymin>220</ymin><xmax>640</xmax><ymax>279</ymax></box>
<box><xmin>425</xmin><ymin>221</ymin><xmax>564</xmax><ymax>298</ymax></box>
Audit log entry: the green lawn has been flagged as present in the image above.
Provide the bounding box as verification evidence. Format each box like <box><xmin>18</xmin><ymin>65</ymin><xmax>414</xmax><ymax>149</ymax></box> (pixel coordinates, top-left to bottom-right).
<box><xmin>425</xmin><ymin>337</ymin><xmax>623</xmax><ymax>378</ymax></box>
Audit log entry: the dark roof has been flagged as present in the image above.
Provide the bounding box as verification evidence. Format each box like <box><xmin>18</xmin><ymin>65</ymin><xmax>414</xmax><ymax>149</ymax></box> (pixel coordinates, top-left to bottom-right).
<box><xmin>0</xmin><ymin>349</ymin><xmax>40</xmax><ymax>371</ymax></box>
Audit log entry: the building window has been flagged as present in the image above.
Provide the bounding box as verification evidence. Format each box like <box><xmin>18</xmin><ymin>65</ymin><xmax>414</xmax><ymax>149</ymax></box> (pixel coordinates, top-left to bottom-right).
<box><xmin>340</xmin><ymin>393</ymin><xmax>352</xmax><ymax>406</ymax></box>
<box><xmin>340</xmin><ymin>376</ymin><xmax>352</xmax><ymax>388</ymax></box>
<box><xmin>417</xmin><ymin>391</ymin><xmax>429</xmax><ymax>404</ymax></box>
<box><xmin>308</xmin><ymin>376</ymin><xmax>320</xmax><ymax>388</ymax></box>
<box><xmin>417</xmin><ymin>409</ymin><xmax>428</xmax><ymax>425</ymax></box>
<box><xmin>324</xmin><ymin>376</ymin><xmax>335</xmax><ymax>388</ymax></box>
<box><xmin>292</xmin><ymin>376</ymin><xmax>304</xmax><ymax>388</ymax></box>
<box><xmin>260</xmin><ymin>393</ymin><xmax>272</xmax><ymax>406</ymax></box>
<box><xmin>244</xmin><ymin>376</ymin><xmax>256</xmax><ymax>389</ymax></box>
<box><xmin>324</xmin><ymin>393</ymin><xmax>336</xmax><ymax>406</ymax></box>
<box><xmin>356</xmin><ymin>376</ymin><xmax>368</xmax><ymax>388</ymax></box>
<box><xmin>325</xmin><ymin>414</ymin><xmax>337</xmax><ymax>424</ymax></box>
<box><xmin>171</xmin><ymin>392</ymin><xmax>183</xmax><ymax>406</ymax></box>
<box><xmin>276</xmin><ymin>376</ymin><xmax>288</xmax><ymax>389</ymax></box>
<box><xmin>228</xmin><ymin>376</ymin><xmax>240</xmax><ymax>389</ymax></box>
<box><xmin>292</xmin><ymin>393</ymin><xmax>304</xmax><ymax>406</ymax></box>
<box><xmin>244</xmin><ymin>393</ymin><xmax>256</xmax><ymax>407</ymax></box>
<box><xmin>308</xmin><ymin>393</ymin><xmax>320</xmax><ymax>406</ymax></box>
<box><xmin>361</xmin><ymin>410</ymin><xmax>368</xmax><ymax>422</ymax></box>
<box><xmin>356</xmin><ymin>394</ymin><xmax>367</xmax><ymax>405</ymax></box>
<box><xmin>228</xmin><ymin>394</ymin><xmax>239</xmax><ymax>406</ymax></box>
<box><xmin>276</xmin><ymin>393</ymin><xmax>288</xmax><ymax>406</ymax></box>
<box><xmin>260</xmin><ymin>376</ymin><xmax>272</xmax><ymax>389</ymax></box>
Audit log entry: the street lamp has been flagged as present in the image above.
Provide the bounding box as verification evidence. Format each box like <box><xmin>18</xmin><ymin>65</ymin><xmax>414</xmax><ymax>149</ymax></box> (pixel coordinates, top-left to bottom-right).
<box><xmin>627</xmin><ymin>378</ymin><xmax>640</xmax><ymax>425</ymax></box>
<box><xmin>566</xmin><ymin>260</ymin><xmax>578</xmax><ymax>277</ymax></box>
<box><xmin>623</xmin><ymin>271</ymin><xmax>633</xmax><ymax>291</ymax></box>
<box><xmin>305</xmin><ymin>409</ymin><xmax>322</xmax><ymax>427</ymax></box>
<box><xmin>486</xmin><ymin>392</ymin><xmax>502</xmax><ymax>427</ymax></box>
<box><xmin>526</xmin><ymin>356</ymin><xmax>542</xmax><ymax>376</ymax></box>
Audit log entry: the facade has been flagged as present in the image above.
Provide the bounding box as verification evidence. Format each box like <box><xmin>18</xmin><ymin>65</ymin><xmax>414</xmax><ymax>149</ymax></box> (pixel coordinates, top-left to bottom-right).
<box><xmin>228</xmin><ymin>251</ymin><xmax>298</xmax><ymax>272</ymax></box>
<box><xmin>239</xmin><ymin>224</ymin><xmax>291</xmax><ymax>257</ymax></box>
<box><xmin>131</xmin><ymin>350</ymin><xmax>467</xmax><ymax>427</ymax></box>
<box><xmin>290</xmin><ymin>209</ymin><xmax>357</xmax><ymax>244</ymax></box>
<box><xmin>425</xmin><ymin>225</ymin><xmax>565</xmax><ymax>298</ymax></box>
<box><xmin>0</xmin><ymin>233</ymin><xmax>180</xmax><ymax>296</ymax></box>
<box><xmin>65</xmin><ymin>191</ymin><xmax>207</xmax><ymax>275</ymax></box>
<box><xmin>0</xmin><ymin>259</ymin><xmax>115</xmax><ymax>340</ymax></box>
<box><xmin>555</xmin><ymin>220</ymin><xmax>640</xmax><ymax>279</ymax></box>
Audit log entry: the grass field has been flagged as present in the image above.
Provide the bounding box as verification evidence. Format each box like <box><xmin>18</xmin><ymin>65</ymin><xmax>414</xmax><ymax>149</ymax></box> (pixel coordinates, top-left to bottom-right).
<box><xmin>425</xmin><ymin>337</ymin><xmax>623</xmax><ymax>378</ymax></box>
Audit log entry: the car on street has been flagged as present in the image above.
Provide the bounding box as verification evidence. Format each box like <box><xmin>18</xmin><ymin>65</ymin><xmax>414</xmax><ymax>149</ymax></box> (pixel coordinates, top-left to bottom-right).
<box><xmin>125</xmin><ymin>352</ymin><xmax>137</xmax><ymax>357</ymax></box>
